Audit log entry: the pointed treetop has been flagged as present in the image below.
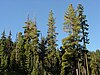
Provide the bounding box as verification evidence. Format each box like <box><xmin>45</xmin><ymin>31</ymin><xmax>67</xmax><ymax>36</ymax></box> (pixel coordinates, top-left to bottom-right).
<box><xmin>77</xmin><ymin>4</ymin><xmax>84</xmax><ymax>12</ymax></box>
<box><xmin>49</xmin><ymin>9</ymin><xmax>54</xmax><ymax>18</ymax></box>
<box><xmin>1</xmin><ymin>30</ymin><xmax>5</xmax><ymax>36</ymax></box>
<box><xmin>1</xmin><ymin>30</ymin><xmax>6</xmax><ymax>39</ymax></box>
<box><xmin>64</xmin><ymin>4</ymin><xmax>76</xmax><ymax>34</ymax></box>
<box><xmin>9</xmin><ymin>30</ymin><xmax>12</xmax><ymax>36</ymax></box>
<box><xmin>8</xmin><ymin>30</ymin><xmax>12</xmax><ymax>40</ymax></box>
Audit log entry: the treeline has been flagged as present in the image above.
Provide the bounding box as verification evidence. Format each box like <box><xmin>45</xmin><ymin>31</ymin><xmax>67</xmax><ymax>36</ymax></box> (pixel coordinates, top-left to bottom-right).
<box><xmin>0</xmin><ymin>4</ymin><xmax>99</xmax><ymax>75</ymax></box>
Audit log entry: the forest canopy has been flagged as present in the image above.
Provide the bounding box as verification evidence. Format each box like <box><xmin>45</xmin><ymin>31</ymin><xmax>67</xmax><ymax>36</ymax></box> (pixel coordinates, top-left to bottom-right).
<box><xmin>0</xmin><ymin>4</ymin><xmax>99</xmax><ymax>75</ymax></box>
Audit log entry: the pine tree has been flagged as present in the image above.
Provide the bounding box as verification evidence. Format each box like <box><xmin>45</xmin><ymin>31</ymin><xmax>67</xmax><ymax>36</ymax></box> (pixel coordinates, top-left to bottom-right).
<box><xmin>0</xmin><ymin>30</ymin><xmax>8</xmax><ymax>74</ymax></box>
<box><xmin>23</xmin><ymin>18</ymin><xmax>33</xmax><ymax>75</ymax></box>
<box><xmin>6</xmin><ymin>31</ymin><xmax>13</xmax><ymax>72</ymax></box>
<box><xmin>77</xmin><ymin>4</ymin><xmax>90</xmax><ymax>75</ymax></box>
<box><xmin>90</xmin><ymin>50</ymin><xmax>100</xmax><ymax>75</ymax></box>
<box><xmin>14</xmin><ymin>32</ymin><xmax>26</xmax><ymax>74</ymax></box>
<box><xmin>0</xmin><ymin>31</ymin><xmax>14</xmax><ymax>74</ymax></box>
<box><xmin>45</xmin><ymin>10</ymin><xmax>58</xmax><ymax>75</ymax></box>
<box><xmin>30</xmin><ymin>19</ymin><xmax>40</xmax><ymax>75</ymax></box>
<box><xmin>23</xmin><ymin>17</ymin><xmax>40</xmax><ymax>75</ymax></box>
<box><xmin>61</xmin><ymin>4</ymin><xmax>81</xmax><ymax>75</ymax></box>
<box><xmin>39</xmin><ymin>37</ymin><xmax>47</xmax><ymax>75</ymax></box>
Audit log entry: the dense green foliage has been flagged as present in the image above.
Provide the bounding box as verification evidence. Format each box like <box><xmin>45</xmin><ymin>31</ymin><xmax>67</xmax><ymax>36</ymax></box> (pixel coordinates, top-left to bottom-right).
<box><xmin>0</xmin><ymin>4</ymin><xmax>99</xmax><ymax>75</ymax></box>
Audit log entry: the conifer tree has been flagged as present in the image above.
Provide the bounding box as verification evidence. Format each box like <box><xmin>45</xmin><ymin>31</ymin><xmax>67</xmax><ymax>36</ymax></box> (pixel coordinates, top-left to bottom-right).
<box><xmin>45</xmin><ymin>10</ymin><xmax>58</xmax><ymax>75</ymax></box>
<box><xmin>61</xmin><ymin>4</ymin><xmax>81</xmax><ymax>75</ymax></box>
<box><xmin>23</xmin><ymin>18</ymin><xmax>33</xmax><ymax>74</ymax></box>
<box><xmin>39</xmin><ymin>37</ymin><xmax>47</xmax><ymax>75</ymax></box>
<box><xmin>6</xmin><ymin>31</ymin><xmax>13</xmax><ymax>72</ymax></box>
<box><xmin>0</xmin><ymin>30</ymin><xmax>8</xmax><ymax>74</ymax></box>
<box><xmin>90</xmin><ymin>50</ymin><xmax>100</xmax><ymax>75</ymax></box>
<box><xmin>77</xmin><ymin>4</ymin><xmax>90</xmax><ymax>75</ymax></box>
<box><xmin>30</xmin><ymin>19</ymin><xmax>40</xmax><ymax>75</ymax></box>
<box><xmin>10</xmin><ymin>46</ymin><xmax>17</xmax><ymax>73</ymax></box>
<box><xmin>46</xmin><ymin>10</ymin><xmax>58</xmax><ymax>50</ymax></box>
<box><xmin>23</xmin><ymin>17</ymin><xmax>40</xmax><ymax>75</ymax></box>
<box><xmin>14</xmin><ymin>32</ymin><xmax>25</xmax><ymax>74</ymax></box>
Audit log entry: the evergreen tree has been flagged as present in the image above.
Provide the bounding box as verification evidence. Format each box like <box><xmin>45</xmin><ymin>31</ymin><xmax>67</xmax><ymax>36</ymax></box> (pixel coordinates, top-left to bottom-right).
<box><xmin>30</xmin><ymin>19</ymin><xmax>40</xmax><ymax>75</ymax></box>
<box><xmin>45</xmin><ymin>10</ymin><xmax>58</xmax><ymax>75</ymax></box>
<box><xmin>77</xmin><ymin>4</ymin><xmax>90</xmax><ymax>75</ymax></box>
<box><xmin>61</xmin><ymin>4</ymin><xmax>81</xmax><ymax>75</ymax></box>
<box><xmin>6</xmin><ymin>31</ymin><xmax>13</xmax><ymax>72</ymax></box>
<box><xmin>90</xmin><ymin>50</ymin><xmax>100</xmax><ymax>75</ymax></box>
<box><xmin>14</xmin><ymin>32</ymin><xmax>25</xmax><ymax>74</ymax></box>
<box><xmin>39</xmin><ymin>37</ymin><xmax>47</xmax><ymax>75</ymax></box>
<box><xmin>0</xmin><ymin>30</ymin><xmax>7</xmax><ymax>74</ymax></box>
<box><xmin>23</xmin><ymin>18</ymin><xmax>33</xmax><ymax>75</ymax></box>
<box><xmin>23</xmin><ymin>17</ymin><xmax>40</xmax><ymax>75</ymax></box>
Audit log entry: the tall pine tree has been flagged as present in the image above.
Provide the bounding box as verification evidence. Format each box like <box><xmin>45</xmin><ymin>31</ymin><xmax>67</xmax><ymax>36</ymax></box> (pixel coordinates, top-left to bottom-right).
<box><xmin>0</xmin><ymin>30</ymin><xmax>7</xmax><ymax>74</ymax></box>
<box><xmin>30</xmin><ymin>19</ymin><xmax>40</xmax><ymax>75</ymax></box>
<box><xmin>61</xmin><ymin>4</ymin><xmax>81</xmax><ymax>75</ymax></box>
<box><xmin>77</xmin><ymin>4</ymin><xmax>90</xmax><ymax>75</ymax></box>
<box><xmin>45</xmin><ymin>10</ymin><xmax>58</xmax><ymax>75</ymax></box>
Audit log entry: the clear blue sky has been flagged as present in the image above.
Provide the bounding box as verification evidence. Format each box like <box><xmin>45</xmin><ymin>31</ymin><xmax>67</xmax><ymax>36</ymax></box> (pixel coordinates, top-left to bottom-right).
<box><xmin>0</xmin><ymin>0</ymin><xmax>100</xmax><ymax>51</ymax></box>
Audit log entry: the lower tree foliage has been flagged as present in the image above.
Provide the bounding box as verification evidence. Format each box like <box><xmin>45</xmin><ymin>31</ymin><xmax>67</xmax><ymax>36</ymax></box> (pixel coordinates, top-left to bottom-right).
<box><xmin>0</xmin><ymin>4</ymin><xmax>99</xmax><ymax>75</ymax></box>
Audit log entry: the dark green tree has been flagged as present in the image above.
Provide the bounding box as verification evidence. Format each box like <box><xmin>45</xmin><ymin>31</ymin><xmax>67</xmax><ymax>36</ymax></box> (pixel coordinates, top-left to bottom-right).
<box><xmin>90</xmin><ymin>50</ymin><xmax>100</xmax><ymax>75</ymax></box>
<box><xmin>77</xmin><ymin>4</ymin><xmax>90</xmax><ymax>75</ymax></box>
<box><xmin>0</xmin><ymin>30</ymin><xmax>7</xmax><ymax>74</ymax></box>
<box><xmin>6</xmin><ymin>31</ymin><xmax>13</xmax><ymax>72</ymax></box>
<box><xmin>39</xmin><ymin>37</ymin><xmax>47</xmax><ymax>75</ymax></box>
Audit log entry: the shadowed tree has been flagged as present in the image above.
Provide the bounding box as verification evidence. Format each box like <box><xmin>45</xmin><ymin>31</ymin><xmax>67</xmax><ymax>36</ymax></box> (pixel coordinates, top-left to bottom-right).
<box><xmin>0</xmin><ymin>30</ymin><xmax>7</xmax><ymax>74</ymax></box>
<box><xmin>77</xmin><ymin>4</ymin><xmax>90</xmax><ymax>75</ymax></box>
<box><xmin>90</xmin><ymin>50</ymin><xmax>100</xmax><ymax>75</ymax></box>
